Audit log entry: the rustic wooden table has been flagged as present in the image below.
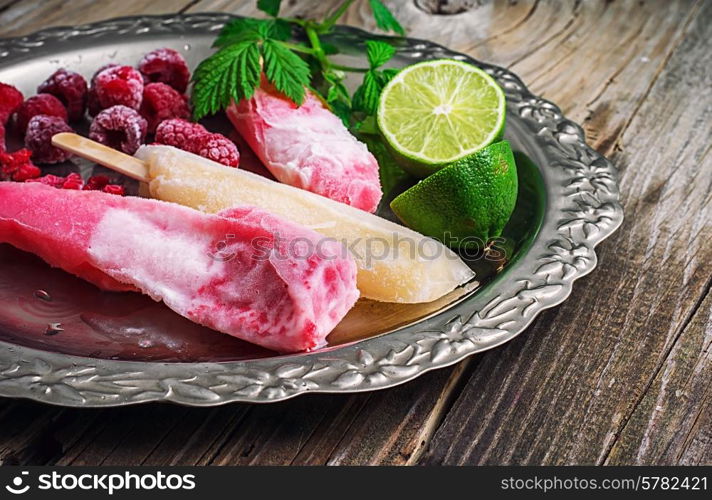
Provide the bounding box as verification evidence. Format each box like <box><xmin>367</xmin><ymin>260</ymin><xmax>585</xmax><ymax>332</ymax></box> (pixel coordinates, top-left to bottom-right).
<box><xmin>0</xmin><ymin>0</ymin><xmax>709</xmax><ymax>466</ymax></box>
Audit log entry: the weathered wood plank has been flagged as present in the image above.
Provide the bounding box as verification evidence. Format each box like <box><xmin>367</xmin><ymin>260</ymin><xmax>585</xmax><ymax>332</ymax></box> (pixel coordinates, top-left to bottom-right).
<box><xmin>419</xmin><ymin>0</ymin><xmax>712</xmax><ymax>464</ymax></box>
<box><xmin>203</xmin><ymin>364</ymin><xmax>471</xmax><ymax>465</ymax></box>
<box><xmin>606</xmin><ymin>290</ymin><xmax>711</xmax><ymax>465</ymax></box>
<box><xmin>0</xmin><ymin>0</ymin><xmax>193</xmax><ymax>38</ymax></box>
<box><xmin>142</xmin><ymin>406</ymin><xmax>253</xmax><ymax>465</ymax></box>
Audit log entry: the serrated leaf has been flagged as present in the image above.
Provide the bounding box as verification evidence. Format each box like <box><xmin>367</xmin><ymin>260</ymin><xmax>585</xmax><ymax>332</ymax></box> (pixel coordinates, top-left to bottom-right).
<box><xmin>326</xmin><ymin>79</ymin><xmax>350</xmax><ymax>103</ymax></box>
<box><xmin>380</xmin><ymin>67</ymin><xmax>399</xmax><ymax>84</ymax></box>
<box><xmin>352</xmin><ymin>70</ymin><xmax>382</xmax><ymax>115</ymax></box>
<box><xmin>262</xmin><ymin>39</ymin><xmax>310</xmax><ymax>105</ymax></box>
<box><xmin>191</xmin><ymin>41</ymin><xmax>261</xmax><ymax>119</ymax></box>
<box><xmin>257</xmin><ymin>0</ymin><xmax>282</xmax><ymax>17</ymax></box>
<box><xmin>213</xmin><ymin>18</ymin><xmax>265</xmax><ymax>47</ymax></box>
<box><xmin>270</xmin><ymin>18</ymin><xmax>293</xmax><ymax>41</ymax></box>
<box><xmin>368</xmin><ymin>0</ymin><xmax>405</xmax><ymax>36</ymax></box>
<box><xmin>365</xmin><ymin>39</ymin><xmax>395</xmax><ymax>68</ymax></box>
<box><xmin>330</xmin><ymin>99</ymin><xmax>352</xmax><ymax>127</ymax></box>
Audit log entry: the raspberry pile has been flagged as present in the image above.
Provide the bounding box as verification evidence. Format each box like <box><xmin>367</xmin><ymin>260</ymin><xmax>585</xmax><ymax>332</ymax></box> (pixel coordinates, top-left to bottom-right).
<box><xmin>155</xmin><ymin>119</ymin><xmax>239</xmax><ymax>167</ymax></box>
<box><xmin>0</xmin><ymin>83</ymin><xmax>23</xmax><ymax>124</ymax></box>
<box><xmin>139</xmin><ymin>82</ymin><xmax>190</xmax><ymax>133</ymax></box>
<box><xmin>138</xmin><ymin>48</ymin><xmax>190</xmax><ymax>94</ymax></box>
<box><xmin>0</xmin><ymin>83</ymin><xmax>23</xmax><ymax>152</ymax></box>
<box><xmin>1</xmin><ymin>47</ymin><xmax>241</xmax><ymax>189</ymax></box>
<box><xmin>15</xmin><ymin>93</ymin><xmax>68</xmax><ymax>132</ymax></box>
<box><xmin>0</xmin><ymin>149</ymin><xmax>41</xmax><ymax>182</ymax></box>
<box><xmin>91</xmin><ymin>65</ymin><xmax>144</xmax><ymax>112</ymax></box>
<box><xmin>25</xmin><ymin>115</ymin><xmax>74</xmax><ymax>164</ymax></box>
<box><xmin>28</xmin><ymin>172</ymin><xmax>125</xmax><ymax>195</ymax></box>
<box><xmin>37</xmin><ymin>69</ymin><xmax>88</xmax><ymax>122</ymax></box>
<box><xmin>89</xmin><ymin>105</ymin><xmax>147</xmax><ymax>155</ymax></box>
<box><xmin>87</xmin><ymin>63</ymin><xmax>118</xmax><ymax>116</ymax></box>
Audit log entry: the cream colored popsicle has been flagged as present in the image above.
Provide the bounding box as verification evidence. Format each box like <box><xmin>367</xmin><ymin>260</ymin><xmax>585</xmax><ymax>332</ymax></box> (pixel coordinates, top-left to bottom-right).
<box><xmin>136</xmin><ymin>145</ymin><xmax>474</xmax><ymax>303</ymax></box>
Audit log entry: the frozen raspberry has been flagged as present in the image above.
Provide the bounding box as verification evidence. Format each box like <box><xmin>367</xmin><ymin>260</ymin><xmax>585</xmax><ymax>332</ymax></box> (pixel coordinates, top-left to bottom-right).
<box><xmin>37</xmin><ymin>69</ymin><xmax>88</xmax><ymax>122</ymax></box>
<box><xmin>61</xmin><ymin>172</ymin><xmax>83</xmax><ymax>189</ymax></box>
<box><xmin>87</xmin><ymin>64</ymin><xmax>119</xmax><ymax>116</ymax></box>
<box><xmin>194</xmin><ymin>133</ymin><xmax>240</xmax><ymax>167</ymax></box>
<box><xmin>26</xmin><ymin>174</ymin><xmax>66</xmax><ymax>187</ymax></box>
<box><xmin>0</xmin><ymin>124</ymin><xmax>5</xmax><ymax>152</ymax></box>
<box><xmin>0</xmin><ymin>148</ymin><xmax>40</xmax><ymax>181</ymax></box>
<box><xmin>24</xmin><ymin>115</ymin><xmax>74</xmax><ymax>164</ymax></box>
<box><xmin>87</xmin><ymin>90</ymin><xmax>101</xmax><ymax>117</ymax></box>
<box><xmin>138</xmin><ymin>48</ymin><xmax>190</xmax><ymax>93</ymax></box>
<box><xmin>139</xmin><ymin>83</ymin><xmax>190</xmax><ymax>133</ymax></box>
<box><xmin>89</xmin><ymin>105</ymin><xmax>147</xmax><ymax>155</ymax></box>
<box><xmin>93</xmin><ymin>65</ymin><xmax>144</xmax><ymax>111</ymax></box>
<box><xmin>83</xmin><ymin>174</ymin><xmax>110</xmax><ymax>191</ymax></box>
<box><xmin>0</xmin><ymin>83</ymin><xmax>24</xmax><ymax>123</ymax></box>
<box><xmin>15</xmin><ymin>94</ymin><xmax>68</xmax><ymax>133</ymax></box>
<box><xmin>103</xmin><ymin>184</ymin><xmax>125</xmax><ymax>196</ymax></box>
<box><xmin>154</xmin><ymin>118</ymin><xmax>206</xmax><ymax>148</ymax></box>
<box><xmin>92</xmin><ymin>64</ymin><xmax>120</xmax><ymax>84</ymax></box>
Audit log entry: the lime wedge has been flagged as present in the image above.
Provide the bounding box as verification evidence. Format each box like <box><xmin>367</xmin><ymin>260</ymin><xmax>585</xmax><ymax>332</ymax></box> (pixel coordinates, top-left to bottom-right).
<box><xmin>390</xmin><ymin>141</ymin><xmax>518</xmax><ymax>247</ymax></box>
<box><xmin>377</xmin><ymin>59</ymin><xmax>506</xmax><ymax>177</ymax></box>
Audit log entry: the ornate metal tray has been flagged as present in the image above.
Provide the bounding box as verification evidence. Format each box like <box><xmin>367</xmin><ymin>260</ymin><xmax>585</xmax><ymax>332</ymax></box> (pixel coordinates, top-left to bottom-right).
<box><xmin>0</xmin><ymin>14</ymin><xmax>623</xmax><ymax>406</ymax></box>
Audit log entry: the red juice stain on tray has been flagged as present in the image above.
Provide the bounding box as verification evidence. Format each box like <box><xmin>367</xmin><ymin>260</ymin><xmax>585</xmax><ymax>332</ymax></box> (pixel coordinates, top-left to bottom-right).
<box><xmin>0</xmin><ymin>244</ymin><xmax>273</xmax><ymax>362</ymax></box>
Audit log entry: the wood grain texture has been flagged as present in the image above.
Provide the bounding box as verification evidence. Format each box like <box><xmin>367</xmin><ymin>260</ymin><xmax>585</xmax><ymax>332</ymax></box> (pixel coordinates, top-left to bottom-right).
<box><xmin>420</xmin><ymin>0</ymin><xmax>712</xmax><ymax>464</ymax></box>
<box><xmin>0</xmin><ymin>0</ymin><xmax>196</xmax><ymax>37</ymax></box>
<box><xmin>606</xmin><ymin>292</ymin><xmax>711</xmax><ymax>465</ymax></box>
<box><xmin>0</xmin><ymin>0</ymin><xmax>709</xmax><ymax>465</ymax></box>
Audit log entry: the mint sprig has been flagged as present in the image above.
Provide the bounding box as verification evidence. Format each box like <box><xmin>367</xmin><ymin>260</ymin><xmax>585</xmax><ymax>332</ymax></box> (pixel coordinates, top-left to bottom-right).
<box><xmin>191</xmin><ymin>1</ymin><xmax>405</xmax><ymax>121</ymax></box>
<box><xmin>191</xmin><ymin>41</ymin><xmax>261</xmax><ymax>119</ymax></box>
<box><xmin>352</xmin><ymin>40</ymin><xmax>397</xmax><ymax>116</ymax></box>
<box><xmin>262</xmin><ymin>39</ymin><xmax>311</xmax><ymax>103</ymax></box>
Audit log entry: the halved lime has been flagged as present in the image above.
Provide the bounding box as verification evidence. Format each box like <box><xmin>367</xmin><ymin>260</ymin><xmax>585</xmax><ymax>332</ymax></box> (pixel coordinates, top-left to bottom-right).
<box><xmin>390</xmin><ymin>141</ymin><xmax>518</xmax><ymax>247</ymax></box>
<box><xmin>377</xmin><ymin>59</ymin><xmax>506</xmax><ymax>178</ymax></box>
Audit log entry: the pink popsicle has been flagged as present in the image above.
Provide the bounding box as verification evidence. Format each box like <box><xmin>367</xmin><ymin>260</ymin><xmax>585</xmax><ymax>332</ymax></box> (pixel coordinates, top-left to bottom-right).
<box><xmin>0</xmin><ymin>182</ymin><xmax>359</xmax><ymax>352</ymax></box>
<box><xmin>227</xmin><ymin>84</ymin><xmax>383</xmax><ymax>213</ymax></box>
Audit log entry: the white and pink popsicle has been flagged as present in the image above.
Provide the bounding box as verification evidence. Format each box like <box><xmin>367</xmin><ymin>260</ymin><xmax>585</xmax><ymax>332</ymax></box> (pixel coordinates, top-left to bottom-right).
<box><xmin>228</xmin><ymin>84</ymin><xmax>382</xmax><ymax>213</ymax></box>
<box><xmin>0</xmin><ymin>182</ymin><xmax>359</xmax><ymax>352</ymax></box>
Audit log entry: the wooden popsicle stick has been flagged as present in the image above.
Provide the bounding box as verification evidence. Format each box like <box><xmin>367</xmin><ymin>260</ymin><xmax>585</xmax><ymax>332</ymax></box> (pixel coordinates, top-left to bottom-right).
<box><xmin>51</xmin><ymin>133</ymin><xmax>150</xmax><ymax>182</ymax></box>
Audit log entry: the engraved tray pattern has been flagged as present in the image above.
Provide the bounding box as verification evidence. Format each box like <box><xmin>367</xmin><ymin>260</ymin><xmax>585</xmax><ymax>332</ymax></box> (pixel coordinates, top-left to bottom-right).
<box><xmin>0</xmin><ymin>14</ymin><xmax>623</xmax><ymax>406</ymax></box>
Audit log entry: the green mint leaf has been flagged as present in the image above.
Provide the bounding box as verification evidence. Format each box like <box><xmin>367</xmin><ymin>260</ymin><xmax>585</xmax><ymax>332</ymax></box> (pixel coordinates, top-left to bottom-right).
<box><xmin>325</xmin><ymin>78</ymin><xmax>352</xmax><ymax>126</ymax></box>
<box><xmin>270</xmin><ymin>19</ymin><xmax>293</xmax><ymax>41</ymax></box>
<box><xmin>360</xmin><ymin>134</ymin><xmax>410</xmax><ymax>196</ymax></box>
<box><xmin>352</xmin><ymin>115</ymin><xmax>378</xmax><ymax>135</ymax></box>
<box><xmin>380</xmin><ymin>67</ymin><xmax>400</xmax><ymax>82</ymax></box>
<box><xmin>330</xmin><ymin>99</ymin><xmax>352</xmax><ymax>127</ymax></box>
<box><xmin>352</xmin><ymin>70</ymin><xmax>382</xmax><ymax>115</ymax></box>
<box><xmin>262</xmin><ymin>39</ymin><xmax>310</xmax><ymax>105</ymax></box>
<box><xmin>213</xmin><ymin>18</ymin><xmax>265</xmax><ymax>47</ymax></box>
<box><xmin>365</xmin><ymin>40</ymin><xmax>395</xmax><ymax>69</ymax></box>
<box><xmin>368</xmin><ymin>0</ymin><xmax>405</xmax><ymax>36</ymax></box>
<box><xmin>191</xmin><ymin>41</ymin><xmax>261</xmax><ymax>120</ymax></box>
<box><xmin>257</xmin><ymin>0</ymin><xmax>282</xmax><ymax>17</ymax></box>
<box><xmin>326</xmin><ymin>79</ymin><xmax>350</xmax><ymax>104</ymax></box>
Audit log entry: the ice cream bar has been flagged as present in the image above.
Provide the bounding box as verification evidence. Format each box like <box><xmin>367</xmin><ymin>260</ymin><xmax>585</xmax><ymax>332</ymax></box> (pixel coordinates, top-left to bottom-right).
<box><xmin>0</xmin><ymin>182</ymin><xmax>359</xmax><ymax>352</ymax></box>
<box><xmin>136</xmin><ymin>145</ymin><xmax>475</xmax><ymax>304</ymax></box>
<box><xmin>227</xmin><ymin>85</ymin><xmax>382</xmax><ymax>213</ymax></box>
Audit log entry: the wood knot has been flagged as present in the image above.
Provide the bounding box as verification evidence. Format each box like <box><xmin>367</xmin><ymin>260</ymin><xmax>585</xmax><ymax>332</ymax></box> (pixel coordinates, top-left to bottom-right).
<box><xmin>414</xmin><ymin>0</ymin><xmax>484</xmax><ymax>15</ymax></box>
